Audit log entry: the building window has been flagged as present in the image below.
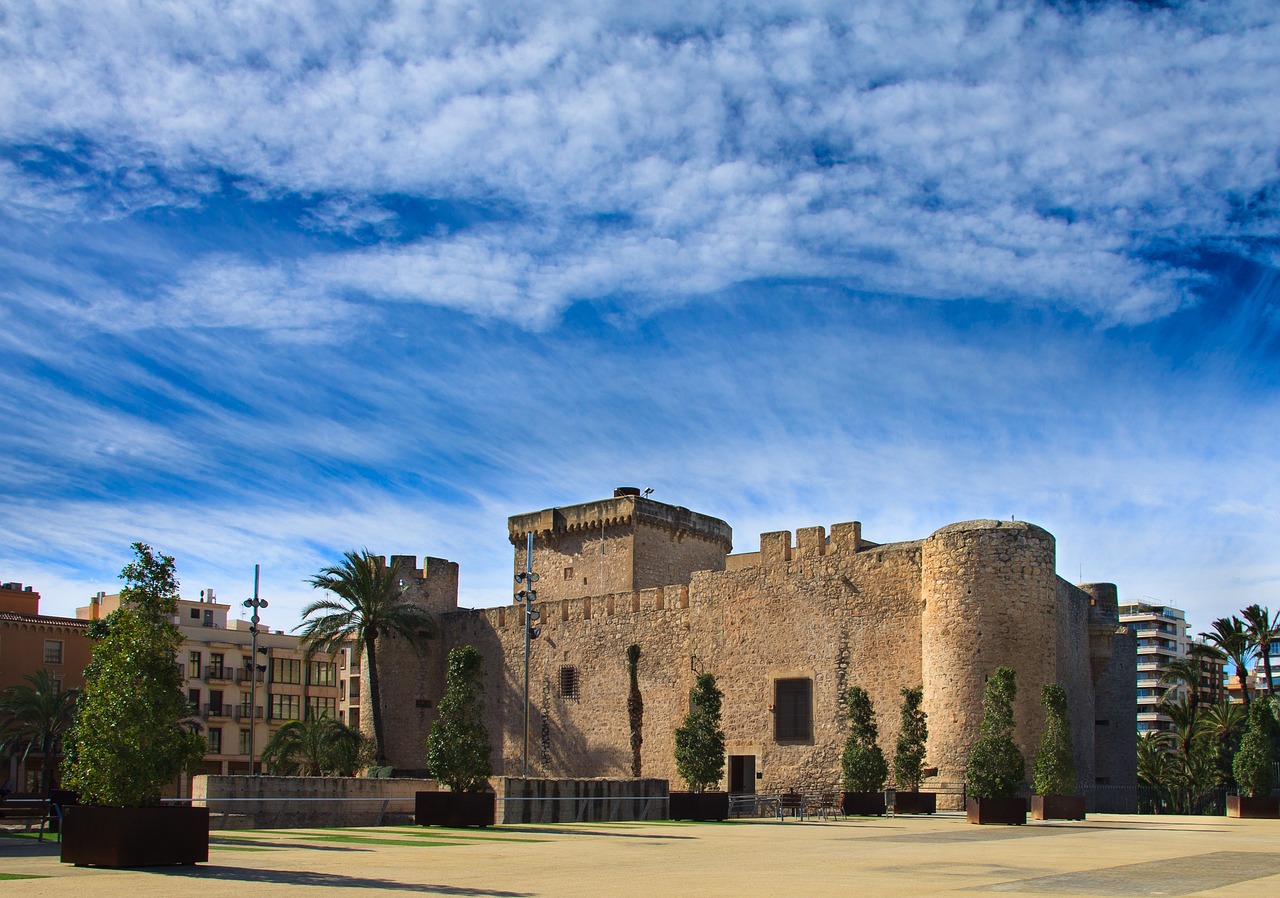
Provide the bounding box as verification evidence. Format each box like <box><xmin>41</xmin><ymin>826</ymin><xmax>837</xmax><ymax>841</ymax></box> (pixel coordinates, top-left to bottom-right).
<box><xmin>309</xmin><ymin>660</ymin><xmax>337</xmax><ymax>687</ymax></box>
<box><xmin>308</xmin><ymin>696</ymin><xmax>337</xmax><ymax>719</ymax></box>
<box><xmin>270</xmin><ymin>693</ymin><xmax>301</xmax><ymax>721</ymax></box>
<box><xmin>208</xmin><ymin>728</ymin><xmax>222</xmax><ymax>754</ymax></box>
<box><xmin>271</xmin><ymin>657</ymin><xmax>302</xmax><ymax>685</ymax></box>
<box><xmin>190</xmin><ymin>608</ymin><xmax>200</xmax><ymax>619</ymax></box>
<box><xmin>563</xmin><ymin>566</ymin><xmax>574</xmax><ymax>580</ymax></box>
<box><xmin>559</xmin><ymin>665</ymin><xmax>580</xmax><ymax>700</ymax></box>
<box><xmin>349</xmin><ymin>678</ymin><xmax>360</xmax><ymax>700</ymax></box>
<box><xmin>188</xmin><ymin>688</ymin><xmax>201</xmax><ymax>713</ymax></box>
<box><xmin>239</xmin><ymin>728</ymin><xmax>252</xmax><ymax>754</ymax></box>
<box><xmin>43</xmin><ymin>640</ymin><xmax>63</xmax><ymax>664</ymax></box>
<box><xmin>209</xmin><ymin>652</ymin><xmax>225</xmax><ymax>677</ymax></box>
<box><xmin>774</xmin><ymin>678</ymin><xmax>813</xmax><ymax>742</ymax></box>
<box><xmin>189</xmin><ymin>651</ymin><xmax>202</xmax><ymax>678</ymax></box>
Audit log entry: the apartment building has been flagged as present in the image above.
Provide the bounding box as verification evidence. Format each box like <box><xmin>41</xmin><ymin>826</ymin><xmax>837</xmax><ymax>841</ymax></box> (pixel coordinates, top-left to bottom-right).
<box><xmin>1</xmin><ymin>582</ymin><xmax>93</xmax><ymax>792</ymax></box>
<box><xmin>1119</xmin><ymin>601</ymin><xmax>1191</xmax><ymax>733</ymax></box>
<box><xmin>77</xmin><ymin>589</ymin><xmax>358</xmax><ymax>792</ymax></box>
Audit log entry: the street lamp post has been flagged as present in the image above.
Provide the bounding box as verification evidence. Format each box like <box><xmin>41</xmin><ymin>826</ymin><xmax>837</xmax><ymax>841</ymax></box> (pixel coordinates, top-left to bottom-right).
<box><xmin>514</xmin><ymin>532</ymin><xmax>541</xmax><ymax>777</ymax></box>
<box><xmin>242</xmin><ymin>565</ymin><xmax>268</xmax><ymax>775</ymax></box>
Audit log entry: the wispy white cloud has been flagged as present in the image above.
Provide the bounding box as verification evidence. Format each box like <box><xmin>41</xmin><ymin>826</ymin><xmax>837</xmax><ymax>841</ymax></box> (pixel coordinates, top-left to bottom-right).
<box><xmin>4</xmin><ymin>1</ymin><xmax>1279</xmax><ymax>328</ymax></box>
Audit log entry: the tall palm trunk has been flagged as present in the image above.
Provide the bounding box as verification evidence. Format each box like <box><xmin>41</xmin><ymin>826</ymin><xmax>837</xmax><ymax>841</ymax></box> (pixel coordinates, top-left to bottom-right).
<box><xmin>1259</xmin><ymin>638</ymin><xmax>1274</xmax><ymax>695</ymax></box>
<box><xmin>366</xmin><ymin>635</ymin><xmax>387</xmax><ymax>765</ymax></box>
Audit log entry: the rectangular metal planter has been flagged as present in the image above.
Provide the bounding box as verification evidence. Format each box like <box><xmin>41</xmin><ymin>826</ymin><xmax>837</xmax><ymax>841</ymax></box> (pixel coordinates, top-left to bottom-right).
<box><xmin>840</xmin><ymin>791</ymin><xmax>886</xmax><ymax>816</ymax></box>
<box><xmin>892</xmin><ymin>791</ymin><xmax>936</xmax><ymax>815</ymax></box>
<box><xmin>1227</xmin><ymin>795</ymin><xmax>1280</xmax><ymax>819</ymax></box>
<box><xmin>415</xmin><ymin>791</ymin><xmax>495</xmax><ymax>827</ymax></box>
<box><xmin>1030</xmin><ymin>795</ymin><xmax>1085</xmax><ymax>820</ymax></box>
<box><xmin>967</xmin><ymin>796</ymin><xmax>1027</xmax><ymax>825</ymax></box>
<box><xmin>668</xmin><ymin>791</ymin><xmax>729</xmax><ymax>821</ymax></box>
<box><xmin>60</xmin><ymin>805</ymin><xmax>209</xmax><ymax>867</ymax></box>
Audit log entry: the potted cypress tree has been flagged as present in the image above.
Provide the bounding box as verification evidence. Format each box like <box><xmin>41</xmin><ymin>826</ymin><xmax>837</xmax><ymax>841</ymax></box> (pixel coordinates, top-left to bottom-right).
<box><xmin>1031</xmin><ymin>684</ymin><xmax>1084</xmax><ymax>820</ymax></box>
<box><xmin>892</xmin><ymin>686</ymin><xmax>935</xmax><ymax>814</ymax></box>
<box><xmin>420</xmin><ymin>645</ymin><xmax>495</xmax><ymax>827</ymax></box>
<box><xmin>840</xmin><ymin>687</ymin><xmax>888</xmax><ymax>815</ymax></box>
<box><xmin>966</xmin><ymin>666</ymin><xmax>1027</xmax><ymax>825</ymax></box>
<box><xmin>61</xmin><ymin>544</ymin><xmax>210</xmax><ymax>867</ymax></box>
<box><xmin>1227</xmin><ymin>699</ymin><xmax>1279</xmax><ymax>818</ymax></box>
<box><xmin>670</xmin><ymin>673</ymin><xmax>728</xmax><ymax>821</ymax></box>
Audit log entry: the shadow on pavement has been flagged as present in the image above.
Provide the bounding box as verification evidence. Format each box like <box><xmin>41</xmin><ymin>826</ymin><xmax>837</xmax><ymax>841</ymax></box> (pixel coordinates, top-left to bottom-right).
<box><xmin>149</xmin><ymin>864</ymin><xmax>534</xmax><ymax>895</ymax></box>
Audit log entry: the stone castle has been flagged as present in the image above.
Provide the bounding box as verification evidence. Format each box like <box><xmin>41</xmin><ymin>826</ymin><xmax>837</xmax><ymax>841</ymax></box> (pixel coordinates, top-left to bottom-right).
<box><xmin>372</xmin><ymin>490</ymin><xmax>1136</xmax><ymax>799</ymax></box>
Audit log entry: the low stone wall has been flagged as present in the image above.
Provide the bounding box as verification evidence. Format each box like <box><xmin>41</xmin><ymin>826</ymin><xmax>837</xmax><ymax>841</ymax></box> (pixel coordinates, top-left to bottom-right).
<box><xmin>193</xmin><ymin>775</ymin><xmax>439</xmax><ymax>829</ymax></box>
<box><xmin>500</xmin><ymin>777</ymin><xmax>668</xmax><ymax>824</ymax></box>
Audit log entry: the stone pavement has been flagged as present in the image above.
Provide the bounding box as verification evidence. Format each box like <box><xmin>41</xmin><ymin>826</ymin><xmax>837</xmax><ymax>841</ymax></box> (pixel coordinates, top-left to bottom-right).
<box><xmin>3</xmin><ymin>813</ymin><xmax>1280</xmax><ymax>896</ymax></box>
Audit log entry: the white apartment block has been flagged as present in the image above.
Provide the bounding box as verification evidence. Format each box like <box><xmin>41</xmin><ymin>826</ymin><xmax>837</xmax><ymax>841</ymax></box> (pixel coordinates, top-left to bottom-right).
<box><xmin>1118</xmin><ymin>600</ymin><xmax>1191</xmax><ymax>734</ymax></box>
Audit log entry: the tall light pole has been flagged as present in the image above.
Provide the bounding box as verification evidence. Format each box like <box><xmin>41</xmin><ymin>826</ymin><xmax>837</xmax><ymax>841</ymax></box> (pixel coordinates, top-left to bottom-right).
<box><xmin>514</xmin><ymin>532</ymin><xmax>541</xmax><ymax>777</ymax></box>
<box><xmin>242</xmin><ymin>565</ymin><xmax>268</xmax><ymax>775</ymax></box>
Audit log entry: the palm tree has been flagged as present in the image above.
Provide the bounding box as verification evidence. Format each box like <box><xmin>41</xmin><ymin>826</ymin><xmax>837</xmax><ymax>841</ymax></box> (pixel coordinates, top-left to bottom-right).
<box><xmin>1200</xmin><ymin>699</ymin><xmax>1246</xmax><ymax>787</ymax></box>
<box><xmin>297</xmin><ymin>549</ymin><xmax>436</xmax><ymax>765</ymax></box>
<box><xmin>0</xmin><ymin>669</ymin><xmax>80</xmax><ymax>795</ymax></box>
<box><xmin>261</xmin><ymin>715</ymin><xmax>363</xmax><ymax>776</ymax></box>
<box><xmin>1241</xmin><ymin>604</ymin><xmax>1278</xmax><ymax>695</ymax></box>
<box><xmin>1202</xmin><ymin>617</ymin><xmax>1254</xmax><ymax>707</ymax></box>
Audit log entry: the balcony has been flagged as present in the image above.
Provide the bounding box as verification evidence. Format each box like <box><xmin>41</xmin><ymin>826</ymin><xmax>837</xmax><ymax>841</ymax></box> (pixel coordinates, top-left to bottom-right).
<box><xmin>204</xmin><ymin>666</ymin><xmax>235</xmax><ymax>684</ymax></box>
<box><xmin>203</xmin><ymin>703</ymin><xmax>231</xmax><ymax>720</ymax></box>
<box><xmin>235</xmin><ymin>704</ymin><xmax>263</xmax><ymax>721</ymax></box>
<box><xmin>236</xmin><ymin>668</ymin><xmax>265</xmax><ymax>685</ymax></box>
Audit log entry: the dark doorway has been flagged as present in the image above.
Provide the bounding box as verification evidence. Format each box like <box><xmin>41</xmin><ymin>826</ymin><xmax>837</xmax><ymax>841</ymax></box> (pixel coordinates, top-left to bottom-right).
<box><xmin>728</xmin><ymin>755</ymin><xmax>756</xmax><ymax>793</ymax></box>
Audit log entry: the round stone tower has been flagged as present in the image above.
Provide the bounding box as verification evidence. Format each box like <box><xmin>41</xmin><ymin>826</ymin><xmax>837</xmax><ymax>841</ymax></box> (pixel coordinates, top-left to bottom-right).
<box><xmin>921</xmin><ymin>520</ymin><xmax>1059</xmax><ymax>782</ymax></box>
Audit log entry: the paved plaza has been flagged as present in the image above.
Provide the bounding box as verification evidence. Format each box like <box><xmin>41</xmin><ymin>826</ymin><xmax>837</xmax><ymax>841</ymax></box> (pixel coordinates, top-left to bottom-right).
<box><xmin>3</xmin><ymin>813</ymin><xmax>1280</xmax><ymax>897</ymax></box>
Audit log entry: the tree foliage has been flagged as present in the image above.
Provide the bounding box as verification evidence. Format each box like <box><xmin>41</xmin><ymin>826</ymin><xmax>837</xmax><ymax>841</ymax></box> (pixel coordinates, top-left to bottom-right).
<box><xmin>1203</xmin><ymin>617</ymin><xmax>1254</xmax><ymax>707</ymax></box>
<box><xmin>298</xmin><ymin>549</ymin><xmax>437</xmax><ymax>765</ymax></box>
<box><xmin>1233</xmin><ymin>698</ymin><xmax>1278</xmax><ymax>798</ymax></box>
<box><xmin>425</xmin><ymin>645</ymin><xmax>492</xmax><ymax>792</ymax></box>
<box><xmin>626</xmin><ymin>644</ymin><xmax>643</xmax><ymax>778</ymax></box>
<box><xmin>261</xmin><ymin>715</ymin><xmax>365</xmax><ymax>777</ymax></box>
<box><xmin>1241</xmin><ymin>604</ymin><xmax>1278</xmax><ymax>696</ymax></box>
<box><xmin>0</xmin><ymin>669</ymin><xmax>80</xmax><ymax>795</ymax></box>
<box><xmin>1032</xmin><ymin>684</ymin><xmax>1075</xmax><ymax>796</ymax></box>
<box><xmin>841</xmin><ymin>687</ymin><xmax>888</xmax><ymax>793</ymax></box>
<box><xmin>965</xmin><ymin>667</ymin><xmax>1025</xmax><ymax>800</ymax></box>
<box><xmin>893</xmin><ymin>686</ymin><xmax>928</xmax><ymax>792</ymax></box>
<box><xmin>674</xmin><ymin>673</ymin><xmax>725</xmax><ymax>792</ymax></box>
<box><xmin>63</xmin><ymin>544</ymin><xmax>207</xmax><ymax>807</ymax></box>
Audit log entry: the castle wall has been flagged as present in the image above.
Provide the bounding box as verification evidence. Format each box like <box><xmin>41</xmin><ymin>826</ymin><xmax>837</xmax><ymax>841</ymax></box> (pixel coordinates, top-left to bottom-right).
<box><xmin>363</xmin><ymin>555</ymin><xmax>457</xmax><ymax>770</ymax></box>
<box><xmin>920</xmin><ymin>521</ymin><xmax>1059</xmax><ymax>781</ymax></box>
<box><xmin>377</xmin><ymin>504</ymin><xmax>1134</xmax><ymax>799</ymax></box>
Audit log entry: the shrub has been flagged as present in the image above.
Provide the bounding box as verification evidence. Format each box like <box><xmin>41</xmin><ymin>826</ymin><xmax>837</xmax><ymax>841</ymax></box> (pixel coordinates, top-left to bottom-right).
<box><xmin>1233</xmin><ymin>699</ymin><xmax>1278</xmax><ymax>798</ymax></box>
<box><xmin>893</xmin><ymin>686</ymin><xmax>928</xmax><ymax>792</ymax></box>
<box><xmin>63</xmin><ymin>544</ymin><xmax>207</xmax><ymax>806</ymax></box>
<box><xmin>1033</xmin><ymin>684</ymin><xmax>1076</xmax><ymax>796</ymax></box>
<box><xmin>425</xmin><ymin>645</ymin><xmax>493</xmax><ymax>792</ymax></box>
<box><xmin>841</xmin><ymin>687</ymin><xmax>888</xmax><ymax>793</ymax></box>
<box><xmin>674</xmin><ymin>673</ymin><xmax>725</xmax><ymax>792</ymax></box>
<box><xmin>966</xmin><ymin>667</ymin><xmax>1025</xmax><ymax>800</ymax></box>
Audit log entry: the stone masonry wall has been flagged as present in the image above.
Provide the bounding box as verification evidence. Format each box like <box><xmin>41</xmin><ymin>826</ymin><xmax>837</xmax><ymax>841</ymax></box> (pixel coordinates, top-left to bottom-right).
<box><xmin>920</xmin><ymin>521</ymin><xmax>1060</xmax><ymax>782</ymax></box>
<box><xmin>362</xmin><ymin>555</ymin><xmax>456</xmax><ymax>770</ymax></box>
<box><xmin>376</xmin><ymin>506</ymin><xmax>1134</xmax><ymax>801</ymax></box>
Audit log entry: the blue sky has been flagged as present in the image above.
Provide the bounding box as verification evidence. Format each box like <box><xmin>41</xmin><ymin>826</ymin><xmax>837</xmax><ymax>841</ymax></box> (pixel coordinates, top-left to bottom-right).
<box><xmin>2</xmin><ymin>0</ymin><xmax>1278</xmax><ymax>637</ymax></box>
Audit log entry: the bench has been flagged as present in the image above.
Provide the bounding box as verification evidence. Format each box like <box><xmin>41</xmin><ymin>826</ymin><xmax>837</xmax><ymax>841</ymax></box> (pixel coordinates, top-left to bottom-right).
<box><xmin>776</xmin><ymin>792</ymin><xmax>806</xmax><ymax>821</ymax></box>
<box><xmin>0</xmin><ymin>795</ymin><xmax>51</xmax><ymax>839</ymax></box>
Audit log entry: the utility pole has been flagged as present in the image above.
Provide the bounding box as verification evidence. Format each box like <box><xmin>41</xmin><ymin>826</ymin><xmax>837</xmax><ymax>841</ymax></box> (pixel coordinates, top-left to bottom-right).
<box><xmin>514</xmin><ymin>532</ymin><xmax>541</xmax><ymax>777</ymax></box>
<box><xmin>242</xmin><ymin>565</ymin><xmax>268</xmax><ymax>775</ymax></box>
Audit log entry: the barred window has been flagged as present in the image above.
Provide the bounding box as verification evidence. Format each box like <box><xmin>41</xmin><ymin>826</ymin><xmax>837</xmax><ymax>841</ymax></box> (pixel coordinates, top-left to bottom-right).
<box><xmin>774</xmin><ymin>678</ymin><xmax>812</xmax><ymax>742</ymax></box>
<box><xmin>559</xmin><ymin>665</ymin><xmax>580</xmax><ymax>700</ymax></box>
<box><xmin>42</xmin><ymin>639</ymin><xmax>63</xmax><ymax>664</ymax></box>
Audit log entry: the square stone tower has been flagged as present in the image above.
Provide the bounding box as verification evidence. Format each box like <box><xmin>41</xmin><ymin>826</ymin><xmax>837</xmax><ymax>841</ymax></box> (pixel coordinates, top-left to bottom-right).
<box><xmin>507</xmin><ymin>488</ymin><xmax>733</xmax><ymax>601</ymax></box>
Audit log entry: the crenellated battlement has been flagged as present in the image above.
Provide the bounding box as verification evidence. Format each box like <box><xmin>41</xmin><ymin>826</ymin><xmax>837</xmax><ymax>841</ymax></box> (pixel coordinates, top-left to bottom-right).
<box><xmin>727</xmin><ymin>520</ymin><xmax>869</xmax><ymax>568</ymax></box>
<box><xmin>508</xmin><ymin>494</ymin><xmax>732</xmax><ymax>550</ymax></box>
